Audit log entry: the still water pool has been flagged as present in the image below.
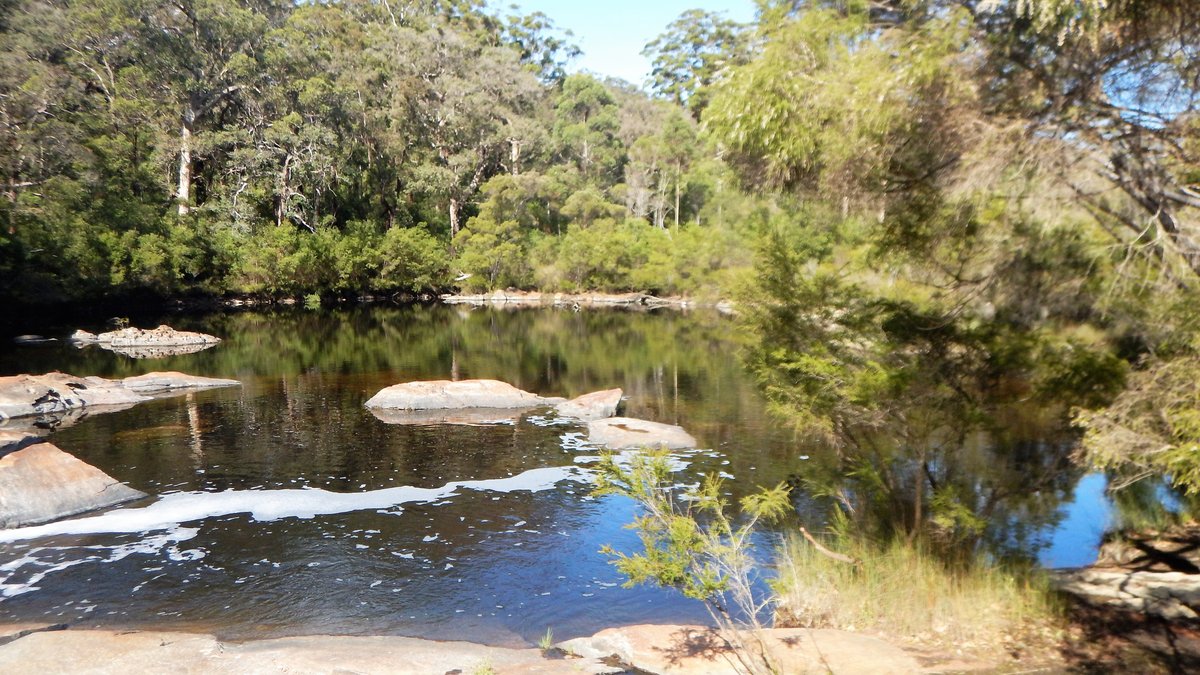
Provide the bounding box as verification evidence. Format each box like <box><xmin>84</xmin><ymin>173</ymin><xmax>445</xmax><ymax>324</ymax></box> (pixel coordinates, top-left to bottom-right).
<box><xmin>0</xmin><ymin>305</ymin><xmax>1108</xmax><ymax>645</ymax></box>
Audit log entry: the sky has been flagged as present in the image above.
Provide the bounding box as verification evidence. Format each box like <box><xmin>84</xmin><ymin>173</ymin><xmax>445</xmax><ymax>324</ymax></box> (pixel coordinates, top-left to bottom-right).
<box><xmin>495</xmin><ymin>1</ymin><xmax>758</xmax><ymax>87</ymax></box>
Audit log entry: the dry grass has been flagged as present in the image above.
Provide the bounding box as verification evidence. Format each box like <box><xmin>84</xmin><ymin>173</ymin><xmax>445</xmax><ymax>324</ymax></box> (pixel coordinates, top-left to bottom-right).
<box><xmin>772</xmin><ymin>534</ymin><xmax>1065</xmax><ymax>659</ymax></box>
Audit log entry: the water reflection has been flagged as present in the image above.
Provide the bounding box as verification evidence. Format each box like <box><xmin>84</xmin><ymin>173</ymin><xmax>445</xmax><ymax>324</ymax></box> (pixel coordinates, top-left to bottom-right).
<box><xmin>0</xmin><ymin>305</ymin><xmax>1106</xmax><ymax>642</ymax></box>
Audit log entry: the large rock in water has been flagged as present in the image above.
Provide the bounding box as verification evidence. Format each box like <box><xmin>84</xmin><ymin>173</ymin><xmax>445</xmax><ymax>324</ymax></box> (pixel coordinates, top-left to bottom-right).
<box><xmin>587</xmin><ymin>417</ymin><xmax>697</xmax><ymax>450</ymax></box>
<box><xmin>0</xmin><ymin>371</ymin><xmax>240</xmax><ymax>422</ymax></box>
<box><xmin>0</xmin><ymin>443</ymin><xmax>145</xmax><ymax>528</ymax></box>
<box><xmin>0</xmin><ymin>373</ymin><xmax>147</xmax><ymax>420</ymax></box>
<box><xmin>555</xmin><ymin>388</ymin><xmax>622</xmax><ymax>421</ymax></box>
<box><xmin>365</xmin><ymin>379</ymin><xmax>563</xmax><ymax>410</ymax></box>
<box><xmin>71</xmin><ymin>325</ymin><xmax>222</xmax><ymax>358</ymax></box>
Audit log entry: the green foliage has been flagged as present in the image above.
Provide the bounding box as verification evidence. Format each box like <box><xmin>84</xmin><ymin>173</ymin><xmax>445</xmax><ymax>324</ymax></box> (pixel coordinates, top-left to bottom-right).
<box><xmin>594</xmin><ymin>449</ymin><xmax>790</xmax><ymax>673</ymax></box>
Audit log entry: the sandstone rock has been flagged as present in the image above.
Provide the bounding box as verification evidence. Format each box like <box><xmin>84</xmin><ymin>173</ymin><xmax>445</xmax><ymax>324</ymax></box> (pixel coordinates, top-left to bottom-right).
<box><xmin>121</xmin><ymin>372</ymin><xmax>241</xmax><ymax>394</ymax></box>
<box><xmin>68</xmin><ymin>330</ymin><xmax>99</xmax><ymax>343</ymax></box>
<box><xmin>0</xmin><ymin>371</ymin><xmax>239</xmax><ymax>422</ymax></box>
<box><xmin>0</xmin><ymin>373</ymin><xmax>147</xmax><ymax>420</ymax></box>
<box><xmin>0</xmin><ymin>443</ymin><xmax>145</xmax><ymax>528</ymax></box>
<box><xmin>365</xmin><ymin>379</ymin><xmax>563</xmax><ymax>410</ymax></box>
<box><xmin>368</xmin><ymin>407</ymin><xmax>526</xmax><ymax>426</ymax></box>
<box><xmin>587</xmin><ymin>417</ymin><xmax>697</xmax><ymax>450</ymax></box>
<box><xmin>0</xmin><ymin>429</ymin><xmax>40</xmax><ymax>454</ymax></box>
<box><xmin>98</xmin><ymin>325</ymin><xmax>221</xmax><ymax>347</ymax></box>
<box><xmin>555</xmin><ymin>388</ymin><xmax>622</xmax><ymax>421</ymax></box>
<box><xmin>558</xmin><ymin>624</ymin><xmax>921</xmax><ymax>675</ymax></box>
<box><xmin>1052</xmin><ymin>568</ymin><xmax>1200</xmax><ymax>621</ymax></box>
<box><xmin>0</xmin><ymin>629</ymin><xmax>617</xmax><ymax>675</ymax></box>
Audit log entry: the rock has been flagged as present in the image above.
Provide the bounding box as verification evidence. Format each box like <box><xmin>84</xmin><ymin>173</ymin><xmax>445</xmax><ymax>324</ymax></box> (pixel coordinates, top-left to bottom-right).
<box><xmin>555</xmin><ymin>388</ymin><xmax>622</xmax><ymax>421</ymax></box>
<box><xmin>11</xmin><ymin>335</ymin><xmax>56</xmax><ymax>346</ymax></box>
<box><xmin>0</xmin><ymin>443</ymin><xmax>145</xmax><ymax>528</ymax></box>
<box><xmin>98</xmin><ymin>325</ymin><xmax>221</xmax><ymax>347</ymax></box>
<box><xmin>587</xmin><ymin>417</ymin><xmax>697</xmax><ymax>450</ymax></box>
<box><xmin>1052</xmin><ymin>568</ymin><xmax>1200</xmax><ymax>621</ymax></box>
<box><xmin>68</xmin><ymin>330</ymin><xmax>99</xmax><ymax>344</ymax></box>
<box><xmin>0</xmin><ymin>373</ymin><xmax>148</xmax><ymax>420</ymax></box>
<box><xmin>0</xmin><ymin>371</ymin><xmax>239</xmax><ymax>422</ymax></box>
<box><xmin>365</xmin><ymin>379</ymin><xmax>563</xmax><ymax>411</ymax></box>
<box><xmin>368</xmin><ymin>407</ymin><xmax>526</xmax><ymax>426</ymax></box>
<box><xmin>0</xmin><ymin>629</ymin><xmax>617</xmax><ymax>675</ymax></box>
<box><xmin>0</xmin><ymin>429</ymin><xmax>41</xmax><ymax>454</ymax></box>
<box><xmin>558</xmin><ymin>624</ymin><xmax>921</xmax><ymax>675</ymax></box>
<box><xmin>121</xmin><ymin>372</ymin><xmax>241</xmax><ymax>394</ymax></box>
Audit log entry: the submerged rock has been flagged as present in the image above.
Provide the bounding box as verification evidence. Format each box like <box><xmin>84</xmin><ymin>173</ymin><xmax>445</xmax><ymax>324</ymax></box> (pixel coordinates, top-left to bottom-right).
<box><xmin>0</xmin><ymin>443</ymin><xmax>145</xmax><ymax>528</ymax></box>
<box><xmin>0</xmin><ymin>371</ymin><xmax>239</xmax><ymax>422</ymax></box>
<box><xmin>0</xmin><ymin>429</ymin><xmax>40</xmax><ymax>453</ymax></box>
<box><xmin>555</xmin><ymin>388</ymin><xmax>622</xmax><ymax>421</ymax></box>
<box><xmin>121</xmin><ymin>372</ymin><xmax>240</xmax><ymax>394</ymax></box>
<box><xmin>587</xmin><ymin>417</ymin><xmax>697</xmax><ymax>449</ymax></box>
<box><xmin>365</xmin><ymin>379</ymin><xmax>563</xmax><ymax>411</ymax></box>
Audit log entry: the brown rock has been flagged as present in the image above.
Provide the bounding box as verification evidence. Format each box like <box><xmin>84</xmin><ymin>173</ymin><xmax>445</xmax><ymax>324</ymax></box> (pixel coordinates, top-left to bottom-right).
<box><xmin>556</xmin><ymin>388</ymin><xmax>622</xmax><ymax>421</ymax></box>
<box><xmin>0</xmin><ymin>429</ymin><xmax>40</xmax><ymax>454</ymax></box>
<box><xmin>559</xmin><ymin>624</ymin><xmax>922</xmax><ymax>675</ymax></box>
<box><xmin>0</xmin><ymin>372</ymin><xmax>239</xmax><ymax>422</ymax></box>
<box><xmin>587</xmin><ymin>417</ymin><xmax>697</xmax><ymax>450</ymax></box>
<box><xmin>365</xmin><ymin>379</ymin><xmax>563</xmax><ymax>411</ymax></box>
<box><xmin>0</xmin><ymin>629</ymin><xmax>617</xmax><ymax>675</ymax></box>
<box><xmin>0</xmin><ymin>443</ymin><xmax>145</xmax><ymax>528</ymax></box>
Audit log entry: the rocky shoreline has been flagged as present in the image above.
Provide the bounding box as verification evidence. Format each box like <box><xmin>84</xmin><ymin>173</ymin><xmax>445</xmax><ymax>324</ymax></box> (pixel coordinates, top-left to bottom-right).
<box><xmin>0</xmin><ymin>623</ymin><xmax>923</xmax><ymax>674</ymax></box>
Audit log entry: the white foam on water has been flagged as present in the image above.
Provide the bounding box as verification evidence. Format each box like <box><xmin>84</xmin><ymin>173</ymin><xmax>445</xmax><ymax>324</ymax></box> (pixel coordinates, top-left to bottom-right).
<box><xmin>0</xmin><ymin>465</ymin><xmax>591</xmax><ymax>544</ymax></box>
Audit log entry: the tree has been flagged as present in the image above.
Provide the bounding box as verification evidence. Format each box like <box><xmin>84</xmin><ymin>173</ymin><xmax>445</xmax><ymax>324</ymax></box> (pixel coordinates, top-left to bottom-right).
<box><xmin>643</xmin><ymin>9</ymin><xmax>749</xmax><ymax>119</ymax></box>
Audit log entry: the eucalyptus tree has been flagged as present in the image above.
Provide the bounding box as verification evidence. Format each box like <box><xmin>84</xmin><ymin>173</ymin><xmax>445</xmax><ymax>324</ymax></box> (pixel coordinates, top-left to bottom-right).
<box><xmin>642</xmin><ymin>9</ymin><xmax>750</xmax><ymax>119</ymax></box>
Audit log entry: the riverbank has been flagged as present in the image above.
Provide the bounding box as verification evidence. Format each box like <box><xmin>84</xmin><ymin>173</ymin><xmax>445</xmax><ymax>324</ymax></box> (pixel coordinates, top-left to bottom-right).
<box><xmin>0</xmin><ymin>623</ymin><xmax>925</xmax><ymax>674</ymax></box>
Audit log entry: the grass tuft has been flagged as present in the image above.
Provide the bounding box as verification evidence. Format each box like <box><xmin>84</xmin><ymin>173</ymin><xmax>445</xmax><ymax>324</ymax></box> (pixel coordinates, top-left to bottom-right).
<box><xmin>772</xmin><ymin>534</ymin><xmax>1064</xmax><ymax>658</ymax></box>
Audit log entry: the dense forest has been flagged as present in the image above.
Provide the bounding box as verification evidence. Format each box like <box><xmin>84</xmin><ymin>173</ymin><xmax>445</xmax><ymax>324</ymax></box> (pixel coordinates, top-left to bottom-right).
<box><xmin>2</xmin><ymin>0</ymin><xmax>1200</xmax><ymax>542</ymax></box>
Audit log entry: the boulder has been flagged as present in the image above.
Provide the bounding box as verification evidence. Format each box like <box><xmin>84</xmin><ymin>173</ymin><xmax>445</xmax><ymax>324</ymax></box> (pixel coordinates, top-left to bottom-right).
<box><xmin>0</xmin><ymin>373</ymin><xmax>147</xmax><ymax>420</ymax></box>
<box><xmin>365</xmin><ymin>379</ymin><xmax>563</xmax><ymax>410</ymax></box>
<box><xmin>558</xmin><ymin>624</ymin><xmax>921</xmax><ymax>675</ymax></box>
<box><xmin>0</xmin><ymin>443</ymin><xmax>145</xmax><ymax>528</ymax></box>
<box><xmin>555</xmin><ymin>388</ymin><xmax>622</xmax><ymax>421</ymax></box>
<box><xmin>98</xmin><ymin>325</ymin><xmax>221</xmax><ymax>347</ymax></box>
<box><xmin>0</xmin><ymin>371</ymin><xmax>239</xmax><ymax>422</ymax></box>
<box><xmin>68</xmin><ymin>330</ymin><xmax>99</xmax><ymax>344</ymax></box>
<box><xmin>587</xmin><ymin>417</ymin><xmax>697</xmax><ymax>450</ymax></box>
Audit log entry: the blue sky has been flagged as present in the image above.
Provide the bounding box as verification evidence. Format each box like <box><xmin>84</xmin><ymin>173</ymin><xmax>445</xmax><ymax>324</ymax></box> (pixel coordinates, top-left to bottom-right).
<box><xmin>494</xmin><ymin>1</ymin><xmax>758</xmax><ymax>87</ymax></box>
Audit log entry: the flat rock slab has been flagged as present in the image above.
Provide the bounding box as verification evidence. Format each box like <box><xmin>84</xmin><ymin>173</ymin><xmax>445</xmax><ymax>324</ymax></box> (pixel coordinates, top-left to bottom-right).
<box><xmin>369</xmin><ymin>407</ymin><xmax>526</xmax><ymax>426</ymax></box>
<box><xmin>0</xmin><ymin>429</ymin><xmax>41</xmax><ymax>454</ymax></box>
<box><xmin>0</xmin><ymin>443</ymin><xmax>146</xmax><ymax>528</ymax></box>
<box><xmin>587</xmin><ymin>417</ymin><xmax>697</xmax><ymax>449</ymax></box>
<box><xmin>559</xmin><ymin>624</ymin><xmax>922</xmax><ymax>675</ymax></box>
<box><xmin>1053</xmin><ymin>568</ymin><xmax>1200</xmax><ymax>621</ymax></box>
<box><xmin>556</xmin><ymin>388</ymin><xmax>622</xmax><ymax>421</ymax></box>
<box><xmin>0</xmin><ymin>373</ymin><xmax>148</xmax><ymax>420</ymax></box>
<box><xmin>0</xmin><ymin>629</ymin><xmax>617</xmax><ymax>675</ymax></box>
<box><xmin>121</xmin><ymin>372</ymin><xmax>240</xmax><ymax>394</ymax></box>
<box><xmin>0</xmin><ymin>371</ymin><xmax>239</xmax><ymax>422</ymax></box>
<box><xmin>365</xmin><ymin>379</ymin><xmax>563</xmax><ymax>410</ymax></box>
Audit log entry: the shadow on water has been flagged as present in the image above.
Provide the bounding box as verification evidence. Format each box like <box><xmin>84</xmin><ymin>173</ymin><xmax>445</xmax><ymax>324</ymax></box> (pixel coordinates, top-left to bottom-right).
<box><xmin>0</xmin><ymin>305</ymin><xmax>1110</xmax><ymax>643</ymax></box>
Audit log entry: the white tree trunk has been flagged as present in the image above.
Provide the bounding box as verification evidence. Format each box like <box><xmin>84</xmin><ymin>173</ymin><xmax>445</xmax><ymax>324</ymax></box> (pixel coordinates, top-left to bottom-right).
<box><xmin>177</xmin><ymin>120</ymin><xmax>193</xmax><ymax>216</ymax></box>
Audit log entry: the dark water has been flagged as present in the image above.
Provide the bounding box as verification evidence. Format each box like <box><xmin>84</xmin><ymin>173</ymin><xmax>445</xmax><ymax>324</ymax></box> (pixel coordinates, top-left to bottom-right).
<box><xmin>0</xmin><ymin>305</ymin><xmax>1107</xmax><ymax>645</ymax></box>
